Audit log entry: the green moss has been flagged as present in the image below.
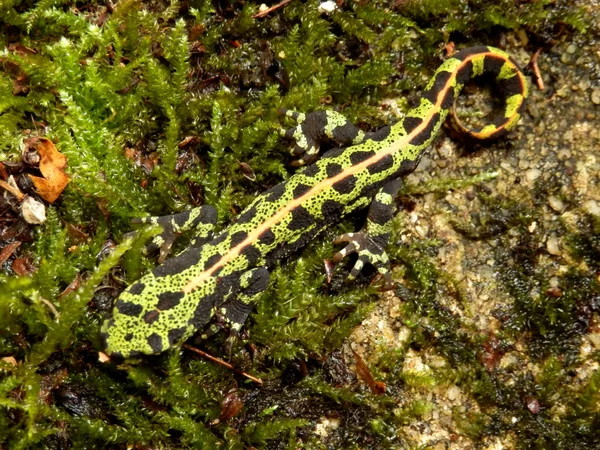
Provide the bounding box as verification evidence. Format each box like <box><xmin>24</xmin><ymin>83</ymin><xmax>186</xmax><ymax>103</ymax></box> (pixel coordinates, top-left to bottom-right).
<box><xmin>243</xmin><ymin>417</ymin><xmax>309</xmax><ymax>447</ymax></box>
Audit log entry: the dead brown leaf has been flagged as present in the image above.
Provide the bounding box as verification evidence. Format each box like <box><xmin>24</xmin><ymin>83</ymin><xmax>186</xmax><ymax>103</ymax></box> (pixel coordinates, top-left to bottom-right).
<box><xmin>12</xmin><ymin>256</ymin><xmax>36</xmax><ymax>276</ymax></box>
<box><xmin>27</xmin><ymin>138</ymin><xmax>70</xmax><ymax>203</ymax></box>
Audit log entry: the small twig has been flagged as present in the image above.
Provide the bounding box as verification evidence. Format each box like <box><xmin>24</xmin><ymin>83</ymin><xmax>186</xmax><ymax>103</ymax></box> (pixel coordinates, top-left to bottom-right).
<box><xmin>40</xmin><ymin>298</ymin><xmax>60</xmax><ymax>319</ymax></box>
<box><xmin>252</xmin><ymin>0</ymin><xmax>293</xmax><ymax>19</ymax></box>
<box><xmin>183</xmin><ymin>344</ymin><xmax>263</xmax><ymax>385</ymax></box>
<box><xmin>0</xmin><ymin>179</ymin><xmax>25</xmax><ymax>201</ymax></box>
<box><xmin>530</xmin><ymin>48</ymin><xmax>544</xmax><ymax>91</ymax></box>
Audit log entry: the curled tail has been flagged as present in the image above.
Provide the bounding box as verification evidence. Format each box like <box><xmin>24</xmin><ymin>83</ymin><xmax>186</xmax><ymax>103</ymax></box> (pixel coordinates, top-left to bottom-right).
<box><xmin>399</xmin><ymin>46</ymin><xmax>528</xmax><ymax>150</ymax></box>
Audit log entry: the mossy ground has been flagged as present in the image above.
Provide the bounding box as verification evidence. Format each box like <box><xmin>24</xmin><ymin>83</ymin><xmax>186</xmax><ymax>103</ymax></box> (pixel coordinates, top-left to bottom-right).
<box><xmin>0</xmin><ymin>0</ymin><xmax>599</xmax><ymax>448</ymax></box>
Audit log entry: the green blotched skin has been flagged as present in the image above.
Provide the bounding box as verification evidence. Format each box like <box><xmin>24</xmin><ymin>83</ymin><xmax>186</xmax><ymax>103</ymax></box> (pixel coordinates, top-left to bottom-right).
<box><xmin>101</xmin><ymin>46</ymin><xmax>528</xmax><ymax>359</ymax></box>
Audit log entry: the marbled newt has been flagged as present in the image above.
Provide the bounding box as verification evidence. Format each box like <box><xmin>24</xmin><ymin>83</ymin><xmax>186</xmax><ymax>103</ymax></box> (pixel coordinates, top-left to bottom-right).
<box><xmin>101</xmin><ymin>46</ymin><xmax>528</xmax><ymax>359</ymax></box>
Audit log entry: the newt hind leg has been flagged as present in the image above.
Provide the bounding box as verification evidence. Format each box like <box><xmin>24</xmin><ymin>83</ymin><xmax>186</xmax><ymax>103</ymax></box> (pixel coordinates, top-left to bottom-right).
<box><xmin>200</xmin><ymin>267</ymin><xmax>270</xmax><ymax>339</ymax></box>
<box><xmin>332</xmin><ymin>178</ymin><xmax>402</xmax><ymax>290</ymax></box>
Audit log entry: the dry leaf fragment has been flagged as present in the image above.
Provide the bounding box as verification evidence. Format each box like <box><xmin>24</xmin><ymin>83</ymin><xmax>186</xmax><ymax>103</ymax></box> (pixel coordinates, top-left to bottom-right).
<box><xmin>353</xmin><ymin>350</ymin><xmax>386</xmax><ymax>395</ymax></box>
<box><xmin>2</xmin><ymin>356</ymin><xmax>18</xmax><ymax>367</ymax></box>
<box><xmin>0</xmin><ymin>162</ymin><xmax>8</xmax><ymax>179</ymax></box>
<box><xmin>238</xmin><ymin>161</ymin><xmax>256</xmax><ymax>181</ymax></box>
<box><xmin>213</xmin><ymin>391</ymin><xmax>244</xmax><ymax>424</ymax></box>
<box><xmin>0</xmin><ymin>241</ymin><xmax>21</xmax><ymax>265</ymax></box>
<box><xmin>27</xmin><ymin>138</ymin><xmax>70</xmax><ymax>203</ymax></box>
<box><xmin>0</xmin><ymin>177</ymin><xmax>25</xmax><ymax>201</ymax></box>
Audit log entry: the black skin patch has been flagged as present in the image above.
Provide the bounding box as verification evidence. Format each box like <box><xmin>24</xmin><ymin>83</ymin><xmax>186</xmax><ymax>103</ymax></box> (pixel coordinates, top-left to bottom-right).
<box><xmin>124</xmin><ymin>333</ymin><xmax>134</xmax><ymax>342</ymax></box>
<box><xmin>236</xmin><ymin>205</ymin><xmax>257</xmax><ymax>224</ymax></box>
<box><xmin>223</xmin><ymin>298</ymin><xmax>253</xmax><ymax>324</ymax></box>
<box><xmin>402</xmin><ymin>116</ymin><xmax>423</xmax><ymax>135</ymax></box>
<box><xmin>147</xmin><ymin>333</ymin><xmax>163</xmax><ymax>353</ymax></box>
<box><xmin>153</xmin><ymin>247</ymin><xmax>202</xmax><ymax>278</ymax></box>
<box><xmin>349</xmin><ymin>150</ymin><xmax>376</xmax><ymax>166</ymax></box>
<box><xmin>172</xmin><ymin>210</ymin><xmax>191</xmax><ymax>228</ymax></box>
<box><xmin>143</xmin><ymin>310</ymin><xmax>160</xmax><ymax>324</ymax></box>
<box><xmin>304</xmin><ymin>110</ymin><xmax>328</xmax><ymax>132</ymax></box>
<box><xmin>423</xmin><ymin>70</ymin><xmax>453</xmax><ymax>106</ymax></box>
<box><xmin>241</xmin><ymin>244</ymin><xmax>262</xmax><ymax>266</ymax></box>
<box><xmin>483</xmin><ymin>55</ymin><xmax>506</xmax><ymax>77</ymax></box>
<box><xmin>367</xmin><ymin>125</ymin><xmax>391</xmax><ymax>142</ymax></box>
<box><xmin>128</xmin><ymin>282</ymin><xmax>146</xmax><ymax>296</ymax></box>
<box><xmin>205</xmin><ymin>253</ymin><xmax>222</xmax><ymax>270</ymax></box>
<box><xmin>293</xmin><ymin>183</ymin><xmax>311</xmax><ymax>199</ymax></box>
<box><xmin>454</xmin><ymin>46</ymin><xmax>491</xmax><ymax>60</ymax></box>
<box><xmin>258</xmin><ymin>228</ymin><xmax>276</xmax><ymax>246</ymax></box>
<box><xmin>368</xmin><ymin>200</ymin><xmax>393</xmax><ymax>226</ymax></box>
<box><xmin>409</xmin><ymin>112</ymin><xmax>440</xmax><ymax>147</ymax></box>
<box><xmin>99</xmin><ymin>331</ymin><xmax>109</xmax><ymax>350</ymax></box>
<box><xmin>157</xmin><ymin>291</ymin><xmax>184</xmax><ymax>310</ymax></box>
<box><xmin>230</xmin><ymin>230</ymin><xmax>248</xmax><ymax>247</ymax></box>
<box><xmin>168</xmin><ymin>327</ymin><xmax>187</xmax><ymax>346</ymax></box>
<box><xmin>332</xmin><ymin>174</ymin><xmax>357</xmax><ymax>195</ymax></box>
<box><xmin>242</xmin><ymin>267</ymin><xmax>270</xmax><ymax>295</ymax></box>
<box><xmin>109</xmin><ymin>352</ymin><xmax>125</xmax><ymax>363</ymax></box>
<box><xmin>438</xmin><ymin>83</ymin><xmax>455</xmax><ymax>110</ymax></box>
<box><xmin>498</xmin><ymin>75</ymin><xmax>522</xmax><ymax>97</ymax></box>
<box><xmin>265</xmin><ymin>183</ymin><xmax>286</xmax><ymax>202</ymax></box>
<box><xmin>326</xmin><ymin>162</ymin><xmax>343</xmax><ymax>178</ymax></box>
<box><xmin>210</xmin><ymin>232</ymin><xmax>228</xmax><ymax>246</ymax></box>
<box><xmin>302</xmin><ymin>164</ymin><xmax>320</xmax><ymax>178</ymax></box>
<box><xmin>368</xmin><ymin>154</ymin><xmax>394</xmax><ymax>176</ymax></box>
<box><xmin>332</xmin><ymin>121</ymin><xmax>361</xmax><ymax>143</ymax></box>
<box><xmin>321</xmin><ymin>199</ymin><xmax>343</xmax><ymax>217</ymax></box>
<box><xmin>287</xmin><ymin>205</ymin><xmax>314</xmax><ymax>231</ymax></box>
<box><xmin>455</xmin><ymin>61</ymin><xmax>474</xmax><ymax>86</ymax></box>
<box><xmin>188</xmin><ymin>296</ymin><xmax>214</xmax><ymax>328</ymax></box>
<box><xmin>398</xmin><ymin>157</ymin><xmax>420</xmax><ymax>177</ymax></box>
<box><xmin>115</xmin><ymin>300</ymin><xmax>143</xmax><ymax>317</ymax></box>
<box><xmin>321</xmin><ymin>147</ymin><xmax>345</xmax><ymax>160</ymax></box>
<box><xmin>492</xmin><ymin>114</ymin><xmax>510</xmax><ymax>128</ymax></box>
<box><xmin>199</xmin><ymin>205</ymin><xmax>217</xmax><ymax>224</ymax></box>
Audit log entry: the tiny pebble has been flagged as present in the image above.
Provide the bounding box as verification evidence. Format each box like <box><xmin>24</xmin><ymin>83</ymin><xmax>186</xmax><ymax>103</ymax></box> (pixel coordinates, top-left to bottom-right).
<box><xmin>591</xmin><ymin>89</ymin><xmax>600</xmax><ymax>105</ymax></box>
<box><xmin>583</xmin><ymin>200</ymin><xmax>600</xmax><ymax>216</ymax></box>
<box><xmin>414</xmin><ymin>224</ymin><xmax>428</xmax><ymax>238</ymax></box>
<box><xmin>547</xmin><ymin>237</ymin><xmax>561</xmax><ymax>256</ymax></box>
<box><xmin>525</xmin><ymin>168</ymin><xmax>541</xmax><ymax>183</ymax></box>
<box><xmin>560</xmin><ymin>53</ymin><xmax>572</xmax><ymax>65</ymax></box>
<box><xmin>21</xmin><ymin>197</ymin><xmax>46</xmax><ymax>224</ymax></box>
<box><xmin>447</xmin><ymin>385</ymin><xmax>460</xmax><ymax>402</ymax></box>
<box><xmin>566</xmin><ymin>43</ymin><xmax>577</xmax><ymax>54</ymax></box>
<box><xmin>318</xmin><ymin>1</ymin><xmax>337</xmax><ymax>13</ymax></box>
<box><xmin>548</xmin><ymin>196</ymin><xmax>565</xmax><ymax>213</ymax></box>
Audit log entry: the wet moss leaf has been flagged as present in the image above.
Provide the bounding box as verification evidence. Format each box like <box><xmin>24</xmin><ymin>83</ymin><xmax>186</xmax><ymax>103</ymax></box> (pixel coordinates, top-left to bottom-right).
<box><xmin>27</xmin><ymin>138</ymin><xmax>70</xmax><ymax>203</ymax></box>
